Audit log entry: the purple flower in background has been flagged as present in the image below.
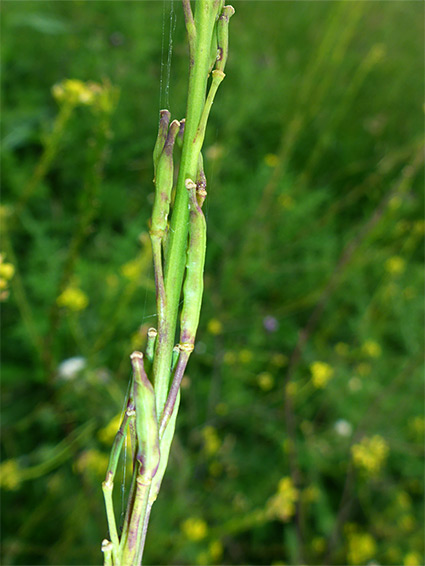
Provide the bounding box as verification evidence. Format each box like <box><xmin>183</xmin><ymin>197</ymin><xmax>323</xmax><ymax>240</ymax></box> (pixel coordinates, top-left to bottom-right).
<box><xmin>263</xmin><ymin>315</ymin><xmax>279</xmax><ymax>333</ymax></box>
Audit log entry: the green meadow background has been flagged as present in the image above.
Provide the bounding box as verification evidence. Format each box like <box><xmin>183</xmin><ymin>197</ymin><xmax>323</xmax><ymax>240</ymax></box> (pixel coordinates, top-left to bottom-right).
<box><xmin>1</xmin><ymin>1</ymin><xmax>424</xmax><ymax>565</ymax></box>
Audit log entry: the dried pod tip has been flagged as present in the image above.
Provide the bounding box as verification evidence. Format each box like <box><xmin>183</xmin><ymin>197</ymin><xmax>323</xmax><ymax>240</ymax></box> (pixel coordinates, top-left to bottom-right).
<box><xmin>179</xmin><ymin>343</ymin><xmax>195</xmax><ymax>353</ymax></box>
<box><xmin>185</xmin><ymin>178</ymin><xmax>197</xmax><ymax>190</ymax></box>
<box><xmin>130</xmin><ymin>351</ymin><xmax>144</xmax><ymax>361</ymax></box>
<box><xmin>101</xmin><ymin>540</ymin><xmax>113</xmax><ymax>553</ymax></box>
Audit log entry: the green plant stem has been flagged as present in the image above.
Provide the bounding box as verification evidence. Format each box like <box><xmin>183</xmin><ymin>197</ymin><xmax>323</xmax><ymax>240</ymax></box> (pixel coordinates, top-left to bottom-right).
<box><xmin>102</xmin><ymin>400</ymin><xmax>134</xmax><ymax>564</ymax></box>
<box><xmin>153</xmin><ymin>0</ymin><xmax>221</xmax><ymax>418</ymax></box>
<box><xmin>101</xmin><ymin>540</ymin><xmax>113</xmax><ymax>566</ymax></box>
<box><xmin>120</xmin><ymin>477</ymin><xmax>151</xmax><ymax>566</ymax></box>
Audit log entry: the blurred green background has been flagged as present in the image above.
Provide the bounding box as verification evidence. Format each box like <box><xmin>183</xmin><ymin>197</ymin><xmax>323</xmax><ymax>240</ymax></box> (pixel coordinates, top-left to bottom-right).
<box><xmin>1</xmin><ymin>1</ymin><xmax>424</xmax><ymax>565</ymax></box>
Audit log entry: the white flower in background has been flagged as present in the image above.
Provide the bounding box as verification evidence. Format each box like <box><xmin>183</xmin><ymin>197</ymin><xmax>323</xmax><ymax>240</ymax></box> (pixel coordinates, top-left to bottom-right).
<box><xmin>57</xmin><ymin>356</ymin><xmax>86</xmax><ymax>380</ymax></box>
<box><xmin>334</xmin><ymin>419</ymin><xmax>353</xmax><ymax>437</ymax></box>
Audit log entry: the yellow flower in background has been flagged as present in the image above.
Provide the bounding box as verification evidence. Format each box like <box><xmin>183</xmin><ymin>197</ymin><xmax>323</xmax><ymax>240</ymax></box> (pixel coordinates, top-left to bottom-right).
<box><xmin>361</xmin><ymin>340</ymin><xmax>382</xmax><ymax>358</ymax></box>
<box><xmin>239</xmin><ymin>349</ymin><xmax>253</xmax><ymax>364</ymax></box>
<box><xmin>202</xmin><ymin>426</ymin><xmax>221</xmax><ymax>456</ymax></box>
<box><xmin>57</xmin><ymin>286</ymin><xmax>89</xmax><ymax>311</ymax></box>
<box><xmin>264</xmin><ymin>153</ymin><xmax>279</xmax><ymax>167</ymax></box>
<box><xmin>310</xmin><ymin>361</ymin><xmax>334</xmax><ymax>388</ymax></box>
<box><xmin>207</xmin><ymin>318</ymin><xmax>223</xmax><ymax>335</ymax></box>
<box><xmin>346</xmin><ymin>529</ymin><xmax>376</xmax><ymax>565</ymax></box>
<box><xmin>0</xmin><ymin>254</ymin><xmax>15</xmax><ymax>302</ymax></box>
<box><xmin>121</xmin><ymin>256</ymin><xmax>144</xmax><ymax>281</ymax></box>
<box><xmin>209</xmin><ymin>540</ymin><xmax>223</xmax><ymax>562</ymax></box>
<box><xmin>385</xmin><ymin>256</ymin><xmax>405</xmax><ymax>276</ymax></box>
<box><xmin>181</xmin><ymin>517</ymin><xmax>208</xmax><ymax>541</ymax></box>
<box><xmin>351</xmin><ymin>435</ymin><xmax>389</xmax><ymax>475</ymax></box>
<box><xmin>0</xmin><ymin>260</ymin><xmax>15</xmax><ymax>280</ymax></box>
<box><xmin>52</xmin><ymin>78</ymin><xmax>118</xmax><ymax>113</ymax></box>
<box><xmin>75</xmin><ymin>449</ymin><xmax>109</xmax><ymax>478</ymax></box>
<box><xmin>266</xmin><ymin>476</ymin><xmax>299</xmax><ymax>522</ymax></box>
<box><xmin>0</xmin><ymin>459</ymin><xmax>22</xmax><ymax>491</ymax></box>
<box><xmin>257</xmin><ymin>371</ymin><xmax>274</xmax><ymax>391</ymax></box>
<box><xmin>52</xmin><ymin>79</ymin><xmax>96</xmax><ymax>106</ymax></box>
<box><xmin>98</xmin><ymin>413</ymin><xmax>130</xmax><ymax>445</ymax></box>
<box><xmin>131</xmin><ymin>330</ymin><xmax>144</xmax><ymax>350</ymax></box>
<box><xmin>404</xmin><ymin>552</ymin><xmax>422</xmax><ymax>566</ymax></box>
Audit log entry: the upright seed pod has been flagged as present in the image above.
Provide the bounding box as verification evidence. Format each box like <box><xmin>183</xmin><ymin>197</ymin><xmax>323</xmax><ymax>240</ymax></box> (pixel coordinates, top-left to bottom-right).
<box><xmin>153</xmin><ymin>109</ymin><xmax>171</xmax><ymax>177</ymax></box>
<box><xmin>151</xmin><ymin>119</ymin><xmax>180</xmax><ymax>239</ymax></box>
<box><xmin>192</xmin><ymin>70</ymin><xmax>225</xmax><ymax>157</ymax></box>
<box><xmin>180</xmin><ymin>178</ymin><xmax>207</xmax><ymax>345</ymax></box>
<box><xmin>208</xmin><ymin>23</ymin><xmax>219</xmax><ymax>74</ymax></box>
<box><xmin>216</xmin><ymin>5</ymin><xmax>235</xmax><ymax>73</ymax></box>
<box><xmin>150</xmin><ymin>119</ymin><xmax>180</xmax><ymax>322</ymax></box>
<box><xmin>144</xmin><ymin>327</ymin><xmax>157</xmax><ymax>377</ymax></box>
<box><xmin>131</xmin><ymin>352</ymin><xmax>160</xmax><ymax>480</ymax></box>
<box><xmin>145</xmin><ymin>328</ymin><xmax>157</xmax><ymax>365</ymax></box>
<box><xmin>176</xmin><ymin>119</ymin><xmax>186</xmax><ymax>150</ymax></box>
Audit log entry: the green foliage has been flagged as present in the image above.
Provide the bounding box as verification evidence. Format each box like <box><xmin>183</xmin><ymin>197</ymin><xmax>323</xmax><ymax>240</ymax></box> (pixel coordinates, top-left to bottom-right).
<box><xmin>1</xmin><ymin>1</ymin><xmax>423</xmax><ymax>565</ymax></box>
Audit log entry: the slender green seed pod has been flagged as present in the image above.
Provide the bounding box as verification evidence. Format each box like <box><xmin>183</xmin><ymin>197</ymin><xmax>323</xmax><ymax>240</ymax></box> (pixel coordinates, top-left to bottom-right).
<box><xmin>102</xmin><ymin>395</ymin><xmax>135</xmax><ymax>564</ymax></box>
<box><xmin>102</xmin><ymin>488</ymin><xmax>119</xmax><ymax>564</ymax></box>
<box><xmin>104</xmin><ymin>404</ymin><xmax>134</xmax><ymax>486</ymax></box>
<box><xmin>180</xmin><ymin>179</ymin><xmax>206</xmax><ymax>344</ymax></box>
<box><xmin>131</xmin><ymin>352</ymin><xmax>160</xmax><ymax>480</ymax></box>
<box><xmin>145</xmin><ymin>327</ymin><xmax>157</xmax><ymax>378</ymax></box>
<box><xmin>208</xmin><ymin>23</ymin><xmax>218</xmax><ymax>74</ymax></box>
<box><xmin>160</xmin><ymin>345</ymin><xmax>192</xmax><ymax>437</ymax></box>
<box><xmin>153</xmin><ymin>109</ymin><xmax>171</xmax><ymax>177</ymax></box>
<box><xmin>193</xmin><ymin>70</ymin><xmax>225</xmax><ymax>156</ymax></box>
<box><xmin>150</xmin><ymin>390</ymin><xmax>181</xmax><ymax>504</ymax></box>
<box><xmin>182</xmin><ymin>0</ymin><xmax>196</xmax><ymax>60</ymax></box>
<box><xmin>151</xmin><ymin>119</ymin><xmax>180</xmax><ymax>238</ymax></box>
<box><xmin>146</xmin><ymin>328</ymin><xmax>157</xmax><ymax>363</ymax></box>
<box><xmin>176</xmin><ymin>118</ymin><xmax>186</xmax><ymax>150</ymax></box>
<box><xmin>171</xmin><ymin>344</ymin><xmax>180</xmax><ymax>373</ymax></box>
<box><xmin>216</xmin><ymin>5</ymin><xmax>235</xmax><ymax>73</ymax></box>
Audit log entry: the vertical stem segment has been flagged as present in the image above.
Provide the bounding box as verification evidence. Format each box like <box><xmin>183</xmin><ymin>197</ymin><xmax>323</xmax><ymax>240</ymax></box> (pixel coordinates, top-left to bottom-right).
<box><xmin>153</xmin><ymin>0</ymin><xmax>222</xmax><ymax>418</ymax></box>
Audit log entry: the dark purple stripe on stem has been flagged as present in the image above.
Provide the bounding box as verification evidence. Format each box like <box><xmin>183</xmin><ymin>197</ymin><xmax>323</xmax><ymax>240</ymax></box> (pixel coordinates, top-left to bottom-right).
<box><xmin>159</xmin><ymin>347</ymin><xmax>192</xmax><ymax>437</ymax></box>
